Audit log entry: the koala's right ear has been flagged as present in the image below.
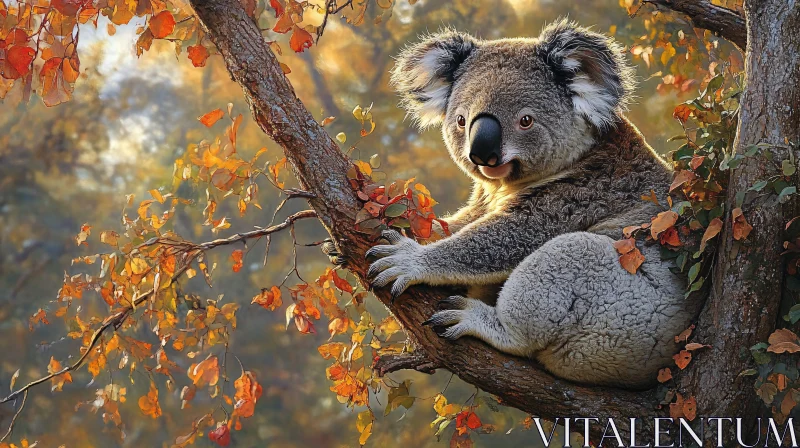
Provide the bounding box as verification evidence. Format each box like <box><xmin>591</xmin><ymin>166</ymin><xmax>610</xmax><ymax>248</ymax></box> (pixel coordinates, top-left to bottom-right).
<box><xmin>390</xmin><ymin>30</ymin><xmax>477</xmax><ymax>129</ymax></box>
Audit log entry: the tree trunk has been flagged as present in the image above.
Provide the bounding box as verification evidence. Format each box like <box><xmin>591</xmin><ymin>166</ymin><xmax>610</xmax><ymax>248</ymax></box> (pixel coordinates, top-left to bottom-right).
<box><xmin>673</xmin><ymin>0</ymin><xmax>800</xmax><ymax>442</ymax></box>
<box><xmin>188</xmin><ymin>0</ymin><xmax>799</xmax><ymax>442</ymax></box>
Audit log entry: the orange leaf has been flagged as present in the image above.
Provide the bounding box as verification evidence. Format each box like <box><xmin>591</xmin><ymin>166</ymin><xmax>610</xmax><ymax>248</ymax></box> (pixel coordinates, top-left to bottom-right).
<box><xmin>188</xmin><ymin>355</ymin><xmax>220</xmax><ymax>387</ymax></box>
<box><xmin>673</xmin><ymin>350</ymin><xmax>692</xmax><ymax>370</ymax></box>
<box><xmin>670</xmin><ymin>170</ymin><xmax>696</xmax><ymax>192</ymax></box>
<box><xmin>618</xmin><ymin>245</ymin><xmax>644</xmax><ymax>274</ymax></box>
<box><xmin>613</xmin><ymin>238</ymin><xmax>636</xmax><ymax>254</ymax></box>
<box><xmin>48</xmin><ymin>357</ymin><xmax>73</xmax><ymax>392</ymax></box>
<box><xmin>657</xmin><ymin>368</ymin><xmax>672</xmax><ymax>383</ymax></box>
<box><xmin>188</xmin><ymin>44</ymin><xmax>210</xmax><ymax>67</ymax></box>
<box><xmin>659</xmin><ymin>226</ymin><xmax>682</xmax><ymax>247</ymax></box>
<box><xmin>289</xmin><ymin>25</ymin><xmax>313</xmax><ymax>53</ymax></box>
<box><xmin>149</xmin><ymin>11</ymin><xmax>176</xmax><ymax>39</ymax></box>
<box><xmin>232</xmin><ymin>371</ymin><xmax>262</xmax><ymax>419</ymax></box>
<box><xmin>673</xmin><ymin>104</ymin><xmax>692</xmax><ymax>122</ymax></box>
<box><xmin>732</xmin><ymin>207</ymin><xmax>753</xmax><ymax>241</ymax></box>
<box><xmin>269</xmin><ymin>0</ymin><xmax>284</xmax><ymax>17</ymax></box>
<box><xmin>675</xmin><ymin>324</ymin><xmax>694</xmax><ymax>343</ymax></box>
<box><xmin>456</xmin><ymin>411</ymin><xmax>482</xmax><ymax>430</ymax></box>
<box><xmin>331</xmin><ymin>270</ymin><xmax>353</xmax><ymax>293</ymax></box>
<box><xmin>230</xmin><ymin>249</ymin><xmax>244</xmax><ymax>272</ymax></box>
<box><xmin>650</xmin><ymin>211</ymin><xmax>678</xmax><ymax>239</ymax></box>
<box><xmin>685</xmin><ymin>342</ymin><xmax>710</xmax><ymax>351</ymax></box>
<box><xmin>29</xmin><ymin>308</ymin><xmax>49</xmax><ymax>331</ymax></box>
<box><xmin>700</xmin><ymin>218</ymin><xmax>723</xmax><ymax>252</ymax></box>
<box><xmin>251</xmin><ymin>286</ymin><xmax>282</xmax><ymax>310</ymax></box>
<box><xmin>138</xmin><ymin>382</ymin><xmax>162</xmax><ymax>418</ymax></box>
<box><xmin>199</xmin><ymin>108</ymin><xmax>225</xmax><ymax>127</ymax></box>
<box><xmin>669</xmin><ymin>393</ymin><xmax>685</xmax><ymax>419</ymax></box>
<box><xmin>683</xmin><ymin>395</ymin><xmax>697</xmax><ymax>421</ymax></box>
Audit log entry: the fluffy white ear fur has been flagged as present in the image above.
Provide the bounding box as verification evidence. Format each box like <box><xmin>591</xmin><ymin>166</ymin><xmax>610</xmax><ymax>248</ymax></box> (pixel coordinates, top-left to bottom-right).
<box><xmin>538</xmin><ymin>19</ymin><xmax>635</xmax><ymax>130</ymax></box>
<box><xmin>390</xmin><ymin>30</ymin><xmax>476</xmax><ymax>129</ymax></box>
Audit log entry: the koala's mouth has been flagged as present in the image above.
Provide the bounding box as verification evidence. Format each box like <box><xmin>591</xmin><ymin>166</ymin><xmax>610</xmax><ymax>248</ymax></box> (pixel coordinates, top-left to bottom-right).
<box><xmin>478</xmin><ymin>162</ymin><xmax>514</xmax><ymax>179</ymax></box>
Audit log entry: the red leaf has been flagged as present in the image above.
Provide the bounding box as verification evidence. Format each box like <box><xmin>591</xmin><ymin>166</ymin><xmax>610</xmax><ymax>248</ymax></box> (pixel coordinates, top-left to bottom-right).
<box><xmin>673</xmin><ymin>104</ymin><xmax>692</xmax><ymax>122</ymax></box>
<box><xmin>269</xmin><ymin>0</ymin><xmax>285</xmax><ymax>17</ymax></box>
<box><xmin>149</xmin><ymin>11</ymin><xmax>176</xmax><ymax>39</ymax></box>
<box><xmin>289</xmin><ymin>25</ymin><xmax>313</xmax><ymax>53</ymax></box>
<box><xmin>209</xmin><ymin>425</ymin><xmax>231</xmax><ymax>447</ymax></box>
<box><xmin>187</xmin><ymin>44</ymin><xmax>209</xmax><ymax>67</ymax></box>
<box><xmin>7</xmin><ymin>46</ymin><xmax>35</xmax><ymax>78</ymax></box>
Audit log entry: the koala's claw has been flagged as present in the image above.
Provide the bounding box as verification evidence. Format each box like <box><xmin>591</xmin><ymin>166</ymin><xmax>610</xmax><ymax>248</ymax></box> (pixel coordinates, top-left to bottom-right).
<box><xmin>437</xmin><ymin>295</ymin><xmax>469</xmax><ymax>310</ymax></box>
<box><xmin>365</xmin><ymin>230</ymin><xmax>426</xmax><ymax>299</ymax></box>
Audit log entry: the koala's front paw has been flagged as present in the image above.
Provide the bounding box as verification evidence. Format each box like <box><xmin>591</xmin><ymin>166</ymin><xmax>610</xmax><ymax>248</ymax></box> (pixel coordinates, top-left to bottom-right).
<box><xmin>366</xmin><ymin>230</ymin><xmax>427</xmax><ymax>300</ymax></box>
<box><xmin>422</xmin><ymin>296</ymin><xmax>471</xmax><ymax>340</ymax></box>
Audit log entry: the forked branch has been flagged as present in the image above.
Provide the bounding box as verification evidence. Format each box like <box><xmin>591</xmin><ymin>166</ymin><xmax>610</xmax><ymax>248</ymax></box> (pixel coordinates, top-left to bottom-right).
<box><xmin>644</xmin><ymin>0</ymin><xmax>746</xmax><ymax>49</ymax></box>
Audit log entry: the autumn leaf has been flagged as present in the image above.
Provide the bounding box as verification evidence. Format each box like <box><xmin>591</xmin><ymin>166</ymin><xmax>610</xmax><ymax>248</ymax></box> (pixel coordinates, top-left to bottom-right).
<box><xmin>732</xmin><ymin>207</ymin><xmax>753</xmax><ymax>241</ymax></box>
<box><xmin>188</xmin><ymin>44</ymin><xmax>210</xmax><ymax>67</ymax></box>
<box><xmin>456</xmin><ymin>411</ymin><xmax>482</xmax><ymax>431</ymax></box>
<box><xmin>75</xmin><ymin>223</ymin><xmax>91</xmax><ymax>246</ymax></box>
<box><xmin>683</xmin><ymin>395</ymin><xmax>697</xmax><ymax>421</ymax></box>
<box><xmin>230</xmin><ymin>249</ymin><xmax>244</xmax><ymax>272</ymax></box>
<box><xmin>670</xmin><ymin>170</ymin><xmax>696</xmax><ymax>192</ymax></box>
<box><xmin>673</xmin><ymin>350</ymin><xmax>692</xmax><ymax>370</ymax></box>
<box><xmin>650</xmin><ymin>211</ymin><xmax>678</xmax><ymax>239</ymax></box>
<box><xmin>657</xmin><ymin>368</ymin><xmax>672</xmax><ymax>383</ymax></box>
<box><xmin>7</xmin><ymin>46</ymin><xmax>35</xmax><ymax>78</ymax></box>
<box><xmin>48</xmin><ymin>356</ymin><xmax>72</xmax><ymax>392</ymax></box>
<box><xmin>289</xmin><ymin>25</ymin><xmax>313</xmax><ymax>53</ymax></box>
<box><xmin>700</xmin><ymin>218</ymin><xmax>723</xmax><ymax>252</ymax></box>
<box><xmin>199</xmin><ymin>108</ymin><xmax>225</xmax><ymax>127</ymax></box>
<box><xmin>29</xmin><ymin>308</ymin><xmax>49</xmax><ymax>331</ymax></box>
<box><xmin>619</xmin><ymin>245</ymin><xmax>644</xmax><ymax>274</ymax></box>
<box><xmin>767</xmin><ymin>328</ymin><xmax>800</xmax><ymax>353</ymax></box>
<box><xmin>685</xmin><ymin>342</ymin><xmax>710</xmax><ymax>351</ymax></box>
<box><xmin>269</xmin><ymin>0</ymin><xmax>285</xmax><ymax>17</ymax></box>
<box><xmin>658</xmin><ymin>226</ymin><xmax>681</xmax><ymax>247</ymax></box>
<box><xmin>673</xmin><ymin>104</ymin><xmax>692</xmax><ymax>122</ymax></box>
<box><xmin>675</xmin><ymin>325</ymin><xmax>694</xmax><ymax>343</ymax></box>
<box><xmin>357</xmin><ymin>409</ymin><xmax>373</xmax><ymax>445</ymax></box>
<box><xmin>669</xmin><ymin>393</ymin><xmax>685</xmax><ymax>419</ymax></box>
<box><xmin>252</xmin><ymin>286</ymin><xmax>282</xmax><ymax>310</ymax></box>
<box><xmin>149</xmin><ymin>11</ymin><xmax>176</xmax><ymax>39</ymax></box>
<box><xmin>232</xmin><ymin>370</ymin><xmax>262</xmax><ymax>419</ymax></box>
<box><xmin>208</xmin><ymin>424</ymin><xmax>231</xmax><ymax>446</ymax></box>
<box><xmin>188</xmin><ymin>355</ymin><xmax>220</xmax><ymax>387</ymax></box>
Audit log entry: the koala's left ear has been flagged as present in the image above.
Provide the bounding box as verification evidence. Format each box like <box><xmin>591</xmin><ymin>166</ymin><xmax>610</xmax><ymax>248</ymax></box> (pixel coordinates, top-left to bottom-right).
<box><xmin>538</xmin><ymin>19</ymin><xmax>635</xmax><ymax>130</ymax></box>
<box><xmin>391</xmin><ymin>30</ymin><xmax>477</xmax><ymax>129</ymax></box>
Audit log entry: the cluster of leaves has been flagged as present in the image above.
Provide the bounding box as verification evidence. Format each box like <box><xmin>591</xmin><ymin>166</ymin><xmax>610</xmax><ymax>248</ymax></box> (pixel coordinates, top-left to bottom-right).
<box><xmin>0</xmin><ymin>0</ymin><xmax>405</xmax><ymax>108</ymax></box>
<box><xmin>613</xmin><ymin>68</ymin><xmax>758</xmax><ymax>418</ymax></box>
<box><xmin>348</xmin><ymin>163</ymin><xmax>449</xmax><ymax>241</ymax></box>
<box><xmin>620</xmin><ymin>0</ymin><xmax>743</xmax><ymax>95</ymax></box>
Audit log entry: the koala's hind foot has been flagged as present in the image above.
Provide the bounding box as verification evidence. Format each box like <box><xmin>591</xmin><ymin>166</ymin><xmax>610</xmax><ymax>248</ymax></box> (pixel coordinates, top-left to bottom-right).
<box><xmin>424</xmin><ymin>296</ymin><xmax>529</xmax><ymax>356</ymax></box>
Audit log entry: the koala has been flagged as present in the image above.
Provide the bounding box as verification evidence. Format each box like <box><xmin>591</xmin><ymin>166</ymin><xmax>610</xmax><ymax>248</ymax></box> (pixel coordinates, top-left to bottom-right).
<box><xmin>365</xmin><ymin>20</ymin><xmax>704</xmax><ymax>389</ymax></box>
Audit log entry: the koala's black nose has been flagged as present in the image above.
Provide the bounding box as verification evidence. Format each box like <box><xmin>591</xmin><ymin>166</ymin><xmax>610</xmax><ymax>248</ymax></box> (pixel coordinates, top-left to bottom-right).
<box><xmin>469</xmin><ymin>115</ymin><xmax>503</xmax><ymax>167</ymax></box>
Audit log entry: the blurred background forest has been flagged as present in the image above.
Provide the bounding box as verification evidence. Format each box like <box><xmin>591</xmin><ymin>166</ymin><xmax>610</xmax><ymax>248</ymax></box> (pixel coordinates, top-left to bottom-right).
<box><xmin>0</xmin><ymin>0</ymin><xmax>738</xmax><ymax>446</ymax></box>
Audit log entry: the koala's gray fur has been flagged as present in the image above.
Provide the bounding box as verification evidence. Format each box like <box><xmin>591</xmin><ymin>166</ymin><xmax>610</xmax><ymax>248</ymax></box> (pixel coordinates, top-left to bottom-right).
<box><xmin>366</xmin><ymin>20</ymin><xmax>702</xmax><ymax>389</ymax></box>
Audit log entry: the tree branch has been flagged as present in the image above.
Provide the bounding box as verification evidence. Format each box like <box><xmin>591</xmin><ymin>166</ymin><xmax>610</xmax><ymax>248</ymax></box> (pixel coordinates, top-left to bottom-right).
<box><xmin>374</xmin><ymin>352</ymin><xmax>440</xmax><ymax>375</ymax></box>
<box><xmin>644</xmin><ymin>0</ymin><xmax>746</xmax><ymax>49</ymax></box>
<box><xmin>0</xmin><ymin>211</ymin><xmax>316</xmax><ymax>406</ymax></box>
<box><xmin>189</xmin><ymin>0</ymin><xmax>661</xmax><ymax>438</ymax></box>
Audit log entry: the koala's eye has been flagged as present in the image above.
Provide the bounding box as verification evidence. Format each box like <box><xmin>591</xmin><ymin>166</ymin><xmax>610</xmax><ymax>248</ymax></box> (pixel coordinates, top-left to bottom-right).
<box><xmin>519</xmin><ymin>115</ymin><xmax>534</xmax><ymax>130</ymax></box>
<box><xmin>456</xmin><ymin>115</ymin><xmax>466</xmax><ymax>129</ymax></box>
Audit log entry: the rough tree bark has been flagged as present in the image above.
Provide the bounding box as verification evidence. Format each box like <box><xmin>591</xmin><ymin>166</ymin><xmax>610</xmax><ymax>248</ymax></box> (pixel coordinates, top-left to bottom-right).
<box><xmin>674</xmin><ymin>0</ymin><xmax>800</xmax><ymax>442</ymax></box>
<box><xmin>188</xmin><ymin>0</ymin><xmax>798</xmax><ymax>441</ymax></box>
<box><xmin>646</xmin><ymin>0</ymin><xmax>747</xmax><ymax>50</ymax></box>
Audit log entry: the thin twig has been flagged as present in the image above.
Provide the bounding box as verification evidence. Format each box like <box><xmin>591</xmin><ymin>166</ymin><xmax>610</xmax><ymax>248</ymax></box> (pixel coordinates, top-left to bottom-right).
<box><xmin>0</xmin><ymin>390</ymin><xmax>27</xmax><ymax>442</ymax></box>
<box><xmin>0</xmin><ymin>210</ymin><xmax>318</xmax><ymax>406</ymax></box>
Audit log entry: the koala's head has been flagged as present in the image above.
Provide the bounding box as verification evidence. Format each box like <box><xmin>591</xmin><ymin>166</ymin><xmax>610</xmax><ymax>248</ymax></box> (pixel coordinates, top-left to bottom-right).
<box><xmin>391</xmin><ymin>20</ymin><xmax>634</xmax><ymax>184</ymax></box>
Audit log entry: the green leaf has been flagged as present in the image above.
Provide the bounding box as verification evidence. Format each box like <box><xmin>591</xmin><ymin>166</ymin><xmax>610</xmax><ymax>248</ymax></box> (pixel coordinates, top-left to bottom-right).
<box><xmin>778</xmin><ymin>186</ymin><xmax>797</xmax><ymax>203</ymax></box>
<box><xmin>688</xmin><ymin>262</ymin><xmax>701</xmax><ymax>284</ymax></box>
<box><xmin>704</xmin><ymin>74</ymin><xmax>724</xmax><ymax>96</ymax></box>
<box><xmin>749</xmin><ymin>180</ymin><xmax>769</xmax><ymax>192</ymax></box>
<box><xmin>384</xmin><ymin>203</ymin><xmax>407</xmax><ymax>218</ymax></box>
<box><xmin>783</xmin><ymin>159</ymin><xmax>797</xmax><ymax>176</ymax></box>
